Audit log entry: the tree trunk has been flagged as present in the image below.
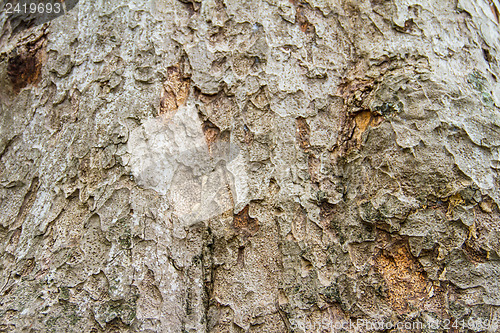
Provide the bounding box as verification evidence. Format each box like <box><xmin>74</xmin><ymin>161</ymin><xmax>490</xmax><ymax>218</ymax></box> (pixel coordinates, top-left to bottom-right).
<box><xmin>2</xmin><ymin>0</ymin><xmax>500</xmax><ymax>332</ymax></box>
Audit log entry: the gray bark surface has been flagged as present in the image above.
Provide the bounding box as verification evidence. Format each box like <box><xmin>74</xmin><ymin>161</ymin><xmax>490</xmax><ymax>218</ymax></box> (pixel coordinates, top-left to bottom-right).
<box><xmin>1</xmin><ymin>0</ymin><xmax>500</xmax><ymax>332</ymax></box>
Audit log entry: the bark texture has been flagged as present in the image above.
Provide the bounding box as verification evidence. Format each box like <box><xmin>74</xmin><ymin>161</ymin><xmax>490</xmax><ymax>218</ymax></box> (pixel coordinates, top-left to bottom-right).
<box><xmin>1</xmin><ymin>0</ymin><xmax>500</xmax><ymax>332</ymax></box>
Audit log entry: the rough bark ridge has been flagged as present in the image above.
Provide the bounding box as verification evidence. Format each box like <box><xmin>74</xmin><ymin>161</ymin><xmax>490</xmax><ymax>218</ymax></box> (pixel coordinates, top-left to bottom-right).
<box><xmin>1</xmin><ymin>0</ymin><xmax>500</xmax><ymax>332</ymax></box>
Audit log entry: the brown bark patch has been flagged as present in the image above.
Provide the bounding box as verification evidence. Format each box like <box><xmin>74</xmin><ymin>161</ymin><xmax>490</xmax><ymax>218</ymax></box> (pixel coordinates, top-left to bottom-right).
<box><xmin>159</xmin><ymin>64</ymin><xmax>190</xmax><ymax>118</ymax></box>
<box><xmin>180</xmin><ymin>0</ymin><xmax>201</xmax><ymax>15</ymax></box>
<box><xmin>446</xmin><ymin>193</ymin><xmax>464</xmax><ymax>216</ymax></box>
<box><xmin>373</xmin><ymin>234</ymin><xmax>440</xmax><ymax>315</ymax></box>
<box><xmin>334</xmin><ymin>77</ymin><xmax>384</xmax><ymax>156</ymax></box>
<box><xmin>243</xmin><ymin>124</ymin><xmax>253</xmax><ymax>145</ymax></box>
<box><xmin>202</xmin><ymin>120</ymin><xmax>221</xmax><ymax>152</ymax></box>
<box><xmin>201</xmin><ymin>119</ymin><xmax>230</xmax><ymax>156</ymax></box>
<box><xmin>233</xmin><ymin>205</ymin><xmax>259</xmax><ymax>238</ymax></box>
<box><xmin>308</xmin><ymin>154</ymin><xmax>320</xmax><ymax>183</ymax></box>
<box><xmin>296</xmin><ymin>6</ymin><xmax>314</xmax><ymax>33</ymax></box>
<box><xmin>337</xmin><ymin>78</ymin><xmax>374</xmax><ymax>104</ymax></box>
<box><xmin>296</xmin><ymin>117</ymin><xmax>310</xmax><ymax>151</ymax></box>
<box><xmin>462</xmin><ymin>238</ymin><xmax>488</xmax><ymax>263</ymax></box>
<box><xmin>490</xmin><ymin>1</ymin><xmax>500</xmax><ymax>24</ymax></box>
<box><xmin>7</xmin><ymin>33</ymin><xmax>47</xmax><ymax>94</ymax></box>
<box><xmin>352</xmin><ymin>110</ymin><xmax>384</xmax><ymax>140</ymax></box>
<box><xmin>290</xmin><ymin>0</ymin><xmax>315</xmax><ymax>34</ymax></box>
<box><xmin>335</xmin><ymin>110</ymin><xmax>384</xmax><ymax>157</ymax></box>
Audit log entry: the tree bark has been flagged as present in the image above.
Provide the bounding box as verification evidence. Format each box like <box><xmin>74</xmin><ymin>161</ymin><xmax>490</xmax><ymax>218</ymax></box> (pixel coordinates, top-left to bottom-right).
<box><xmin>1</xmin><ymin>0</ymin><xmax>500</xmax><ymax>332</ymax></box>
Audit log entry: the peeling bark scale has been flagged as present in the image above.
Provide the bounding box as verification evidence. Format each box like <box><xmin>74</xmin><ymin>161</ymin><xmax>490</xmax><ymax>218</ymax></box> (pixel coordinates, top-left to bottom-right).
<box><xmin>1</xmin><ymin>0</ymin><xmax>500</xmax><ymax>332</ymax></box>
